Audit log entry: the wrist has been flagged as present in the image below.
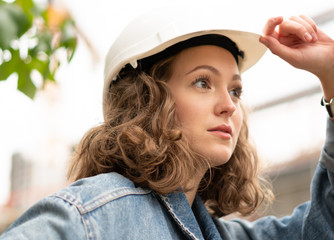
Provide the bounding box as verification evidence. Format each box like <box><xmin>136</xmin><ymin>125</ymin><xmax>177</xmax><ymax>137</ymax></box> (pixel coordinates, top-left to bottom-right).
<box><xmin>319</xmin><ymin>76</ymin><xmax>334</xmax><ymax>102</ymax></box>
<box><xmin>321</xmin><ymin>96</ymin><xmax>334</xmax><ymax>120</ymax></box>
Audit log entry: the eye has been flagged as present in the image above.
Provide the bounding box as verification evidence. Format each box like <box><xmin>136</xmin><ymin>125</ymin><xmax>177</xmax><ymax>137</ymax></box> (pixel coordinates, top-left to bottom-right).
<box><xmin>229</xmin><ymin>87</ymin><xmax>243</xmax><ymax>99</ymax></box>
<box><xmin>193</xmin><ymin>75</ymin><xmax>211</xmax><ymax>89</ymax></box>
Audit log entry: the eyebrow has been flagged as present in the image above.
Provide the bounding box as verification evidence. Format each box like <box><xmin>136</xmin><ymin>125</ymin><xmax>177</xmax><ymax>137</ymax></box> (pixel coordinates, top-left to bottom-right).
<box><xmin>186</xmin><ymin>65</ymin><xmax>241</xmax><ymax>81</ymax></box>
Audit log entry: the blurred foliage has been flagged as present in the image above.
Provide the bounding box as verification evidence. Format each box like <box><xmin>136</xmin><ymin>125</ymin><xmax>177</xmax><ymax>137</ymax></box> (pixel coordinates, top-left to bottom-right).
<box><xmin>0</xmin><ymin>0</ymin><xmax>77</xmax><ymax>99</ymax></box>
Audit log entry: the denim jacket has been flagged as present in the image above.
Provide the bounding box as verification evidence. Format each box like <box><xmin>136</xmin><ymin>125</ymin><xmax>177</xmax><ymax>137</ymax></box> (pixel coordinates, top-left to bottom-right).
<box><xmin>1</xmin><ymin>118</ymin><xmax>334</xmax><ymax>240</ymax></box>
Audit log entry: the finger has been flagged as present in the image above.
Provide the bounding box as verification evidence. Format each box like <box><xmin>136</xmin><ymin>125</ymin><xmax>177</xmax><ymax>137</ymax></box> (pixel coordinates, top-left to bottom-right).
<box><xmin>289</xmin><ymin>16</ymin><xmax>316</xmax><ymax>34</ymax></box>
<box><xmin>289</xmin><ymin>16</ymin><xmax>317</xmax><ymax>41</ymax></box>
<box><xmin>278</xmin><ymin>20</ymin><xmax>313</xmax><ymax>42</ymax></box>
<box><xmin>259</xmin><ymin>36</ymin><xmax>299</xmax><ymax>66</ymax></box>
<box><xmin>299</xmin><ymin>15</ymin><xmax>318</xmax><ymax>41</ymax></box>
<box><xmin>263</xmin><ymin>16</ymin><xmax>284</xmax><ymax>36</ymax></box>
<box><xmin>299</xmin><ymin>15</ymin><xmax>318</xmax><ymax>33</ymax></box>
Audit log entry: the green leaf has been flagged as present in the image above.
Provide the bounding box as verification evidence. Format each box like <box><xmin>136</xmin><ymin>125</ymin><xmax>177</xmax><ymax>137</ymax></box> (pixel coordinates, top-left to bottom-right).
<box><xmin>0</xmin><ymin>60</ymin><xmax>14</xmax><ymax>80</ymax></box>
<box><xmin>15</xmin><ymin>0</ymin><xmax>34</xmax><ymax>21</ymax></box>
<box><xmin>59</xmin><ymin>19</ymin><xmax>77</xmax><ymax>61</ymax></box>
<box><xmin>47</xmin><ymin>69</ymin><xmax>55</xmax><ymax>82</ymax></box>
<box><xmin>0</xmin><ymin>3</ymin><xmax>31</xmax><ymax>49</ymax></box>
<box><xmin>17</xmin><ymin>67</ymin><xmax>36</xmax><ymax>99</ymax></box>
<box><xmin>28</xmin><ymin>53</ymin><xmax>53</xmax><ymax>82</ymax></box>
<box><xmin>0</xmin><ymin>1</ymin><xmax>79</xmax><ymax>99</ymax></box>
<box><xmin>0</xmin><ymin>49</ymin><xmax>36</xmax><ymax>98</ymax></box>
<box><xmin>0</xmin><ymin>49</ymin><xmax>18</xmax><ymax>80</ymax></box>
<box><xmin>33</xmin><ymin>30</ymin><xmax>53</xmax><ymax>55</ymax></box>
<box><xmin>29</xmin><ymin>55</ymin><xmax>48</xmax><ymax>75</ymax></box>
<box><xmin>16</xmin><ymin>52</ymin><xmax>37</xmax><ymax>98</ymax></box>
<box><xmin>2</xmin><ymin>3</ymin><xmax>31</xmax><ymax>36</ymax></box>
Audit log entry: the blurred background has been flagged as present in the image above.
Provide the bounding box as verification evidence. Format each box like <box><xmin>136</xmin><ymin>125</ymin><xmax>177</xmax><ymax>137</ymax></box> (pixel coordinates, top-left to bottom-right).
<box><xmin>0</xmin><ymin>0</ymin><xmax>333</xmax><ymax>233</ymax></box>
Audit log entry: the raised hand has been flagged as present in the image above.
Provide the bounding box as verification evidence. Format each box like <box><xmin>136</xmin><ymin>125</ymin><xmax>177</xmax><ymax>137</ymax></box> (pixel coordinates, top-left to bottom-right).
<box><xmin>260</xmin><ymin>15</ymin><xmax>334</xmax><ymax>101</ymax></box>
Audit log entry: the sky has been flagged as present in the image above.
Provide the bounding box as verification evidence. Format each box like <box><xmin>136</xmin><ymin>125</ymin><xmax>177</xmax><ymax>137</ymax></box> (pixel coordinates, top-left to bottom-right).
<box><xmin>0</xmin><ymin>0</ymin><xmax>333</xmax><ymax>206</ymax></box>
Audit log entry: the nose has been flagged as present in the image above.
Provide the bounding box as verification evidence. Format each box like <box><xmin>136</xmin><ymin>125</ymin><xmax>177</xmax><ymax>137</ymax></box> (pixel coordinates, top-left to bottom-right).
<box><xmin>214</xmin><ymin>90</ymin><xmax>237</xmax><ymax>117</ymax></box>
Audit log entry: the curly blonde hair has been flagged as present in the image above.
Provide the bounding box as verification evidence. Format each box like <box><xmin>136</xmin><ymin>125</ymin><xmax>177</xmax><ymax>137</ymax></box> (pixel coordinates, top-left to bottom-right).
<box><xmin>68</xmin><ymin>55</ymin><xmax>272</xmax><ymax>217</ymax></box>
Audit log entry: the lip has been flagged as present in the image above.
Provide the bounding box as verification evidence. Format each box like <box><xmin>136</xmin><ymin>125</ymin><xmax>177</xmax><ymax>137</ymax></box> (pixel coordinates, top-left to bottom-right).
<box><xmin>207</xmin><ymin>124</ymin><xmax>232</xmax><ymax>140</ymax></box>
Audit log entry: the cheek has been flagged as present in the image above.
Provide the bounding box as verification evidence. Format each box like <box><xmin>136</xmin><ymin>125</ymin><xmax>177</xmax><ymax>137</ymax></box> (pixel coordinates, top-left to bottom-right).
<box><xmin>234</xmin><ymin>107</ymin><xmax>244</xmax><ymax>139</ymax></box>
<box><xmin>174</xmin><ymin>97</ymin><xmax>209</xmax><ymax>127</ymax></box>
<box><xmin>176</xmin><ymin>103</ymin><xmax>196</xmax><ymax>123</ymax></box>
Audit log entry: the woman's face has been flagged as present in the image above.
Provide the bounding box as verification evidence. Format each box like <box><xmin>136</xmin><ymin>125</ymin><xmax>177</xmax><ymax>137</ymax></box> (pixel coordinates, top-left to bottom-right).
<box><xmin>167</xmin><ymin>45</ymin><xmax>243</xmax><ymax>168</ymax></box>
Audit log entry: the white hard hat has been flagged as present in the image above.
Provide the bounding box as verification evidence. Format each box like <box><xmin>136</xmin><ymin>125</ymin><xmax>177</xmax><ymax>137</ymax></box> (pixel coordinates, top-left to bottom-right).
<box><xmin>103</xmin><ymin>6</ymin><xmax>267</xmax><ymax>114</ymax></box>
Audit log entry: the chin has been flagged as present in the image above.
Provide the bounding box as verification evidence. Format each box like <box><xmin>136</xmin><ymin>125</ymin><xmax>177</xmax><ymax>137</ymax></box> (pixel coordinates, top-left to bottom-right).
<box><xmin>209</xmin><ymin>156</ymin><xmax>231</xmax><ymax>168</ymax></box>
<box><xmin>202</xmin><ymin>150</ymin><xmax>233</xmax><ymax>168</ymax></box>
<box><xmin>190</xmin><ymin>140</ymin><xmax>235</xmax><ymax>168</ymax></box>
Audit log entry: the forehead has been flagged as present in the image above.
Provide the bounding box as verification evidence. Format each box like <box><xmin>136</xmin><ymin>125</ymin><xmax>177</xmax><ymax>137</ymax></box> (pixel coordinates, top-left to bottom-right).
<box><xmin>172</xmin><ymin>45</ymin><xmax>239</xmax><ymax>73</ymax></box>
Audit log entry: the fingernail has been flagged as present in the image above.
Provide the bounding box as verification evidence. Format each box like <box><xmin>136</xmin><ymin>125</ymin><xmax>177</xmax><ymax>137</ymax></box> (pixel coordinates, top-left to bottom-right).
<box><xmin>312</xmin><ymin>33</ymin><xmax>318</xmax><ymax>41</ymax></box>
<box><xmin>304</xmin><ymin>32</ymin><xmax>312</xmax><ymax>41</ymax></box>
<box><xmin>272</xmin><ymin>16</ymin><xmax>283</xmax><ymax>23</ymax></box>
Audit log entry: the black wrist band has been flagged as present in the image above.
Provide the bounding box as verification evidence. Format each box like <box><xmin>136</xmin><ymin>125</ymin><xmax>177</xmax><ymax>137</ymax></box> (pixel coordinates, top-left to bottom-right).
<box><xmin>321</xmin><ymin>96</ymin><xmax>334</xmax><ymax>118</ymax></box>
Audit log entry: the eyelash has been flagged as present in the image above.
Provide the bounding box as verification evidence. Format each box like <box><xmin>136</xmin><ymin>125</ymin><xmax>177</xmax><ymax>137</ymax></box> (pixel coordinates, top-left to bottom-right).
<box><xmin>192</xmin><ymin>75</ymin><xmax>211</xmax><ymax>89</ymax></box>
<box><xmin>229</xmin><ymin>88</ymin><xmax>243</xmax><ymax>99</ymax></box>
<box><xmin>192</xmin><ymin>75</ymin><xmax>243</xmax><ymax>99</ymax></box>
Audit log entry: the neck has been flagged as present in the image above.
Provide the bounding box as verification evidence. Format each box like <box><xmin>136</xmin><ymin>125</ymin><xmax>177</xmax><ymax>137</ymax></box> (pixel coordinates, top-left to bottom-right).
<box><xmin>185</xmin><ymin>188</ymin><xmax>198</xmax><ymax>206</ymax></box>
<box><xmin>184</xmin><ymin>170</ymin><xmax>206</xmax><ymax>206</ymax></box>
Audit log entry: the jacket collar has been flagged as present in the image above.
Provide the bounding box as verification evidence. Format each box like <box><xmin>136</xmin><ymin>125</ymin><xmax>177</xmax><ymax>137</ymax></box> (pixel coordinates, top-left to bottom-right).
<box><xmin>157</xmin><ymin>191</ymin><xmax>222</xmax><ymax>240</ymax></box>
<box><xmin>192</xmin><ymin>194</ymin><xmax>222</xmax><ymax>240</ymax></box>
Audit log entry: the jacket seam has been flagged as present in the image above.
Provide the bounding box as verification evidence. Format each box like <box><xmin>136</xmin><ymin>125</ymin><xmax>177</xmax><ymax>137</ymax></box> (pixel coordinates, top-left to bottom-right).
<box><xmin>81</xmin><ymin>212</ymin><xmax>95</xmax><ymax>240</ymax></box>
<box><xmin>82</xmin><ymin>188</ymin><xmax>153</xmax><ymax>213</ymax></box>
<box><xmin>51</xmin><ymin>194</ymin><xmax>95</xmax><ymax>240</ymax></box>
<box><xmin>53</xmin><ymin>187</ymin><xmax>152</xmax><ymax>214</ymax></box>
<box><xmin>159</xmin><ymin>195</ymin><xmax>200</xmax><ymax>240</ymax></box>
<box><xmin>52</xmin><ymin>188</ymin><xmax>152</xmax><ymax>239</ymax></box>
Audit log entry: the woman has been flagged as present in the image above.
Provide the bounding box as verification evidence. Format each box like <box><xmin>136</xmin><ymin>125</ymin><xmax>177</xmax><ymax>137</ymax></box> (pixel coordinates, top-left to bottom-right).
<box><xmin>1</xmin><ymin>8</ymin><xmax>333</xmax><ymax>240</ymax></box>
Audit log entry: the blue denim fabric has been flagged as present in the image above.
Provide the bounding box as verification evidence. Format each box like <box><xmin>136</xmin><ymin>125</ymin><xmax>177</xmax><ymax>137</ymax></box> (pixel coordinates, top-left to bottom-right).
<box><xmin>214</xmin><ymin>118</ymin><xmax>334</xmax><ymax>240</ymax></box>
<box><xmin>1</xmin><ymin>118</ymin><xmax>333</xmax><ymax>239</ymax></box>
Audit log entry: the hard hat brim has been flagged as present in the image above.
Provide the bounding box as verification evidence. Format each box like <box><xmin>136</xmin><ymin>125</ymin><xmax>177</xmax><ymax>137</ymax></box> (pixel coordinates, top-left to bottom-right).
<box><xmin>103</xmin><ymin>8</ymin><xmax>267</xmax><ymax>115</ymax></box>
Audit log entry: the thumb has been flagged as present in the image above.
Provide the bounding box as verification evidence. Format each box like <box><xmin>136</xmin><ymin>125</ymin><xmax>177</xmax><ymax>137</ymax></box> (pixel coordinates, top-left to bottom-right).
<box><xmin>259</xmin><ymin>36</ymin><xmax>296</xmax><ymax>63</ymax></box>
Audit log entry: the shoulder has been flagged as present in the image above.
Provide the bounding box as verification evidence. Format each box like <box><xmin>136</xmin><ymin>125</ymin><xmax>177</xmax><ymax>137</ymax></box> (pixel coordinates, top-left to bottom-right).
<box><xmin>49</xmin><ymin>173</ymin><xmax>169</xmax><ymax>238</ymax></box>
<box><xmin>52</xmin><ymin>172</ymin><xmax>153</xmax><ymax>214</ymax></box>
<box><xmin>2</xmin><ymin>173</ymin><xmax>160</xmax><ymax>239</ymax></box>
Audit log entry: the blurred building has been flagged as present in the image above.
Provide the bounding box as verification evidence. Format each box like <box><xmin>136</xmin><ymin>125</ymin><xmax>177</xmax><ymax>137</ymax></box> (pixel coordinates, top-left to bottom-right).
<box><xmin>265</xmin><ymin>150</ymin><xmax>320</xmax><ymax>218</ymax></box>
<box><xmin>8</xmin><ymin>153</ymin><xmax>33</xmax><ymax>209</ymax></box>
<box><xmin>0</xmin><ymin>153</ymin><xmax>32</xmax><ymax>233</ymax></box>
<box><xmin>0</xmin><ymin>151</ymin><xmax>69</xmax><ymax>234</ymax></box>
